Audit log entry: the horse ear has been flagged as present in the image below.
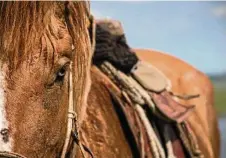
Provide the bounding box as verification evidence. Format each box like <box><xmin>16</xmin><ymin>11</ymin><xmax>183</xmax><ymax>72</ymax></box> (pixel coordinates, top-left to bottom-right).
<box><xmin>88</xmin><ymin>15</ymin><xmax>96</xmax><ymax>55</ymax></box>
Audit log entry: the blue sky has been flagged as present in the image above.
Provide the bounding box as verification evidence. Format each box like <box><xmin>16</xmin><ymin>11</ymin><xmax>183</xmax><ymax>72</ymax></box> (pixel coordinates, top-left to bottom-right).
<box><xmin>91</xmin><ymin>1</ymin><xmax>226</xmax><ymax>74</ymax></box>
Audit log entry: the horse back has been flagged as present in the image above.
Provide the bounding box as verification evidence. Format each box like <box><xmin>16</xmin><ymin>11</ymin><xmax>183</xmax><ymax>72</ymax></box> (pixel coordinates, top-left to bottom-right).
<box><xmin>135</xmin><ymin>48</ymin><xmax>220</xmax><ymax>158</ymax></box>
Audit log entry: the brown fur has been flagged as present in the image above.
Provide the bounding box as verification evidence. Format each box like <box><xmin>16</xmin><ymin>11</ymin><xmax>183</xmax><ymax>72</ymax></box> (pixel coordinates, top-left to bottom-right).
<box><xmin>0</xmin><ymin>2</ymin><xmax>92</xmax><ymax>157</ymax></box>
<box><xmin>81</xmin><ymin>49</ymin><xmax>220</xmax><ymax>158</ymax></box>
<box><xmin>0</xmin><ymin>2</ymin><xmax>89</xmax><ymax>67</ymax></box>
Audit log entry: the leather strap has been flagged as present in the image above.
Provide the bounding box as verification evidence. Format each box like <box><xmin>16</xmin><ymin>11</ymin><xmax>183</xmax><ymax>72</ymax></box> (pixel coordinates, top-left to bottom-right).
<box><xmin>71</xmin><ymin>131</ymin><xmax>94</xmax><ymax>158</ymax></box>
<box><xmin>151</xmin><ymin>91</ymin><xmax>195</xmax><ymax>123</ymax></box>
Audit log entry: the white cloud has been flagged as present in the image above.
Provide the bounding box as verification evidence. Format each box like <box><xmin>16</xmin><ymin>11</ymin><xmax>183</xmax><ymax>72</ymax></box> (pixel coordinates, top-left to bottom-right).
<box><xmin>212</xmin><ymin>5</ymin><xmax>226</xmax><ymax>18</ymax></box>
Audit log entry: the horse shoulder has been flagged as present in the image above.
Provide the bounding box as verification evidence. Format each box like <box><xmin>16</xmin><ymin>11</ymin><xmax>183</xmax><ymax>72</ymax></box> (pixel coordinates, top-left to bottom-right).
<box><xmin>135</xmin><ymin>48</ymin><xmax>220</xmax><ymax>157</ymax></box>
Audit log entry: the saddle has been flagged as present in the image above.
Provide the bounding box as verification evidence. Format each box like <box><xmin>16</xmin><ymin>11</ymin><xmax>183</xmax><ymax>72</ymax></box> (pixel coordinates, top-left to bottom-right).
<box><xmin>95</xmin><ymin>19</ymin><xmax>197</xmax><ymax>123</ymax></box>
<box><xmin>94</xmin><ymin>19</ymin><xmax>202</xmax><ymax>158</ymax></box>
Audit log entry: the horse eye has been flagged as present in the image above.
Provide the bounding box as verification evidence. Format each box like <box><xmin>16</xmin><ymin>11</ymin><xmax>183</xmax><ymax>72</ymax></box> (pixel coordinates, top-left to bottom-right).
<box><xmin>55</xmin><ymin>67</ymin><xmax>66</xmax><ymax>83</ymax></box>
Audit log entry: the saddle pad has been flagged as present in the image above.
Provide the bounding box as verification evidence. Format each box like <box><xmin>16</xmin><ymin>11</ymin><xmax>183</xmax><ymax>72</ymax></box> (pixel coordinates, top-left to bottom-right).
<box><xmin>131</xmin><ymin>61</ymin><xmax>168</xmax><ymax>93</ymax></box>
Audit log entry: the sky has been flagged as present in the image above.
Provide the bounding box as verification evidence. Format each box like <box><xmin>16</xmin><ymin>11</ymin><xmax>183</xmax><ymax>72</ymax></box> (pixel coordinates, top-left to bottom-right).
<box><xmin>91</xmin><ymin>1</ymin><xmax>226</xmax><ymax>74</ymax></box>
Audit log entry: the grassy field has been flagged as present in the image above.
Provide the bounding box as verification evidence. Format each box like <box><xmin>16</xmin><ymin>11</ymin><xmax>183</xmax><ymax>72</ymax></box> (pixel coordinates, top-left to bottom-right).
<box><xmin>214</xmin><ymin>87</ymin><xmax>226</xmax><ymax>116</ymax></box>
<box><xmin>208</xmin><ymin>73</ymin><xmax>226</xmax><ymax>116</ymax></box>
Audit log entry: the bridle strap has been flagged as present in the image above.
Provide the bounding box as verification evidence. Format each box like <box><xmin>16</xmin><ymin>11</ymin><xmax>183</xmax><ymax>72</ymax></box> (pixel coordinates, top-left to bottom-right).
<box><xmin>61</xmin><ymin>64</ymin><xmax>94</xmax><ymax>158</ymax></box>
<box><xmin>61</xmin><ymin>63</ymin><xmax>94</xmax><ymax>158</ymax></box>
<box><xmin>61</xmin><ymin>63</ymin><xmax>75</xmax><ymax>158</ymax></box>
<box><xmin>71</xmin><ymin>131</ymin><xmax>94</xmax><ymax>158</ymax></box>
<box><xmin>61</xmin><ymin>2</ymin><xmax>95</xmax><ymax>158</ymax></box>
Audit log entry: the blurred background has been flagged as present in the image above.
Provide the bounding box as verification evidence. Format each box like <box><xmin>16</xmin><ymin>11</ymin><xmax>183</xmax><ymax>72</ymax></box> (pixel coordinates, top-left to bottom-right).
<box><xmin>91</xmin><ymin>1</ymin><xmax>225</xmax><ymax>157</ymax></box>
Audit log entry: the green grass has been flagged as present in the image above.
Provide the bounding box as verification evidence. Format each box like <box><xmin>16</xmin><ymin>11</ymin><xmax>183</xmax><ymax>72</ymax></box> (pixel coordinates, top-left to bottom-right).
<box><xmin>214</xmin><ymin>87</ymin><xmax>226</xmax><ymax>116</ymax></box>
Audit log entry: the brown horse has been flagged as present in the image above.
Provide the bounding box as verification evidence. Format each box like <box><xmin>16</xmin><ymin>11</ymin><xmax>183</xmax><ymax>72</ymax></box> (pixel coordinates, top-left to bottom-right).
<box><xmin>80</xmin><ymin>48</ymin><xmax>220</xmax><ymax>158</ymax></box>
<box><xmin>0</xmin><ymin>2</ymin><xmax>93</xmax><ymax>158</ymax></box>
<box><xmin>0</xmin><ymin>2</ymin><xmax>220</xmax><ymax>158</ymax></box>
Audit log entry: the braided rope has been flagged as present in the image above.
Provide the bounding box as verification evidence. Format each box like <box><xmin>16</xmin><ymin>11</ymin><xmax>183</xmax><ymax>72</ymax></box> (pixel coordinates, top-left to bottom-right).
<box><xmin>135</xmin><ymin>104</ymin><xmax>166</xmax><ymax>158</ymax></box>
<box><xmin>100</xmin><ymin>61</ymin><xmax>156</xmax><ymax>109</ymax></box>
<box><xmin>100</xmin><ymin>61</ymin><xmax>166</xmax><ymax>158</ymax></box>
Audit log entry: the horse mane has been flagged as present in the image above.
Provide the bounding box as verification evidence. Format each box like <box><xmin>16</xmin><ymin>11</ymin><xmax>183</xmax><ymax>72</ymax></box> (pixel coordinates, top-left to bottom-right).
<box><xmin>0</xmin><ymin>1</ymin><xmax>90</xmax><ymax>69</ymax></box>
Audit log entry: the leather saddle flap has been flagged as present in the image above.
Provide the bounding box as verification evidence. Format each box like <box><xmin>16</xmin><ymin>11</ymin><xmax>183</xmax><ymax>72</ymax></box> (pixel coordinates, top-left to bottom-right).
<box><xmin>131</xmin><ymin>61</ymin><xmax>168</xmax><ymax>93</ymax></box>
<box><xmin>151</xmin><ymin>91</ymin><xmax>196</xmax><ymax>123</ymax></box>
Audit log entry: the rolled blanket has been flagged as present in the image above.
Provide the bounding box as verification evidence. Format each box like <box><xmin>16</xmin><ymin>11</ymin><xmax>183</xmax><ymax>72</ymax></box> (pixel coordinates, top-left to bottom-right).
<box><xmin>93</xmin><ymin>20</ymin><xmax>138</xmax><ymax>74</ymax></box>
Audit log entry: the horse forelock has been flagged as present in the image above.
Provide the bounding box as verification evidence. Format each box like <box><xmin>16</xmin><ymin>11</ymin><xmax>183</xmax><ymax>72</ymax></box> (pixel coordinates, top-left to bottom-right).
<box><xmin>0</xmin><ymin>1</ymin><xmax>90</xmax><ymax>70</ymax></box>
<box><xmin>64</xmin><ymin>1</ymin><xmax>92</xmax><ymax>122</ymax></box>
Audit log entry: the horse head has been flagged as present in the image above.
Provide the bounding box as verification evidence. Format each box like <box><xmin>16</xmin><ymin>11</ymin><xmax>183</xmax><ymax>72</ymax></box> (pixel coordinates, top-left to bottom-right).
<box><xmin>0</xmin><ymin>2</ymin><xmax>93</xmax><ymax>157</ymax></box>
